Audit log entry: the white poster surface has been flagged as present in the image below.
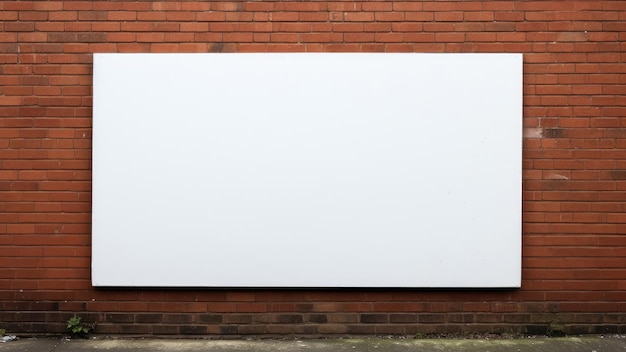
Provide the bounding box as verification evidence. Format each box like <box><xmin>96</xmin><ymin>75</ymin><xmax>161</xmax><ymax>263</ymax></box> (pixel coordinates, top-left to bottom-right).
<box><xmin>92</xmin><ymin>53</ymin><xmax>522</xmax><ymax>287</ymax></box>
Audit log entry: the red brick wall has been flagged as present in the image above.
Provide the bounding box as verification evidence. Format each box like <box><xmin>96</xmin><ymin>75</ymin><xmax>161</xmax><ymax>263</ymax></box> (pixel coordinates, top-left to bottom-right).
<box><xmin>1</xmin><ymin>0</ymin><xmax>625</xmax><ymax>336</ymax></box>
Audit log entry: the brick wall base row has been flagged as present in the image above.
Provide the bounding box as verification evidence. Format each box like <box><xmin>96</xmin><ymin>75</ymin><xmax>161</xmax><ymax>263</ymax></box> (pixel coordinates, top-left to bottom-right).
<box><xmin>3</xmin><ymin>310</ymin><xmax>626</xmax><ymax>336</ymax></box>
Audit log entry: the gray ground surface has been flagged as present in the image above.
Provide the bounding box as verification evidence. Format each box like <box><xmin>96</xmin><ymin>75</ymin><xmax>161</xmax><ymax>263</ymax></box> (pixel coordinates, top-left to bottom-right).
<box><xmin>0</xmin><ymin>336</ymin><xmax>625</xmax><ymax>352</ymax></box>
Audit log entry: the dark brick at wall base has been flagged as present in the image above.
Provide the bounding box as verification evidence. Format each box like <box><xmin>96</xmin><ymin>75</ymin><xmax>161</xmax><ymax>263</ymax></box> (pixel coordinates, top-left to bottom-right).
<box><xmin>1</xmin><ymin>304</ymin><xmax>625</xmax><ymax>336</ymax></box>
<box><xmin>1</xmin><ymin>0</ymin><xmax>625</xmax><ymax>336</ymax></box>
<box><xmin>1</xmin><ymin>291</ymin><xmax>625</xmax><ymax>336</ymax></box>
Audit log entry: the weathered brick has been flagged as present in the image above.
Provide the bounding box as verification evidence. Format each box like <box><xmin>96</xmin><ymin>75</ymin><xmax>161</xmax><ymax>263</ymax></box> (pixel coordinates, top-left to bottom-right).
<box><xmin>163</xmin><ymin>314</ymin><xmax>193</xmax><ymax>324</ymax></box>
<box><xmin>198</xmin><ymin>314</ymin><xmax>222</xmax><ymax>324</ymax></box>
<box><xmin>418</xmin><ymin>314</ymin><xmax>446</xmax><ymax>324</ymax></box>
<box><xmin>151</xmin><ymin>325</ymin><xmax>179</xmax><ymax>335</ymax></box>
<box><xmin>222</xmin><ymin>314</ymin><xmax>253</xmax><ymax>324</ymax></box>
<box><xmin>390</xmin><ymin>314</ymin><xmax>417</xmax><ymax>323</ymax></box>
<box><xmin>180</xmin><ymin>325</ymin><xmax>207</xmax><ymax>335</ymax></box>
<box><xmin>135</xmin><ymin>314</ymin><xmax>162</xmax><ymax>323</ymax></box>
<box><xmin>219</xmin><ymin>325</ymin><xmax>239</xmax><ymax>335</ymax></box>
<box><xmin>274</xmin><ymin>314</ymin><xmax>303</xmax><ymax>324</ymax></box>
<box><xmin>105</xmin><ymin>313</ymin><xmax>134</xmax><ymax>323</ymax></box>
<box><xmin>361</xmin><ymin>314</ymin><xmax>388</xmax><ymax>324</ymax></box>
<box><xmin>308</xmin><ymin>314</ymin><xmax>327</xmax><ymax>323</ymax></box>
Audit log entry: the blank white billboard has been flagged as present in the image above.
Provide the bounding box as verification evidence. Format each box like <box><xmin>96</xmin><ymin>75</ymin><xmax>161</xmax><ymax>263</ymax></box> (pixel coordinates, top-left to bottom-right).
<box><xmin>92</xmin><ymin>53</ymin><xmax>522</xmax><ymax>288</ymax></box>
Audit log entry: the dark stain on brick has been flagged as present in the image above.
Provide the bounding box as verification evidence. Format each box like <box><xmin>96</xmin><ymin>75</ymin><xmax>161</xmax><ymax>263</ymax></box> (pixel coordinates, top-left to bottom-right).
<box><xmin>543</xmin><ymin>128</ymin><xmax>564</xmax><ymax>138</ymax></box>
<box><xmin>274</xmin><ymin>314</ymin><xmax>303</xmax><ymax>324</ymax></box>
<box><xmin>48</xmin><ymin>32</ymin><xmax>106</xmax><ymax>43</ymax></box>
<box><xmin>546</xmin><ymin>303</ymin><xmax>560</xmax><ymax>313</ymax></box>
<box><xmin>32</xmin><ymin>301</ymin><xmax>59</xmax><ymax>311</ymax></box>
<box><xmin>504</xmin><ymin>314</ymin><xmax>531</xmax><ymax>323</ymax></box>
<box><xmin>447</xmin><ymin>313</ymin><xmax>474</xmax><ymax>323</ymax></box>
<box><xmin>237</xmin><ymin>324</ymin><xmax>266</xmax><ymax>334</ymax></box>
<box><xmin>252</xmin><ymin>314</ymin><xmax>271</xmax><ymax>323</ymax></box>
<box><xmin>198</xmin><ymin>314</ymin><xmax>222</xmax><ymax>324</ymax></box>
<box><xmin>163</xmin><ymin>314</ymin><xmax>193</xmax><ymax>324</ymax></box>
<box><xmin>295</xmin><ymin>304</ymin><xmax>314</xmax><ymax>312</ymax></box>
<box><xmin>209</xmin><ymin>43</ymin><xmax>224</xmax><ymax>53</ymax></box>
<box><xmin>603</xmin><ymin>128</ymin><xmax>626</xmax><ymax>139</ymax></box>
<box><xmin>609</xmin><ymin>170</ymin><xmax>626</xmax><ymax>180</ymax></box>
<box><xmin>0</xmin><ymin>44</ymin><xmax>18</xmax><ymax>53</ymax></box>
<box><xmin>294</xmin><ymin>325</ymin><xmax>318</xmax><ymax>334</ymax></box>
<box><xmin>390</xmin><ymin>313</ymin><xmax>417</xmax><ymax>323</ymax></box>
<box><xmin>223</xmin><ymin>314</ymin><xmax>252</xmax><ymax>324</ymax></box>
<box><xmin>105</xmin><ymin>313</ymin><xmax>134</xmax><ymax>323</ymax></box>
<box><xmin>220</xmin><ymin>325</ymin><xmax>239</xmax><ymax>334</ymax></box>
<box><xmin>360</xmin><ymin>313</ymin><xmax>388</xmax><ymax>324</ymax></box>
<box><xmin>152</xmin><ymin>325</ymin><xmax>179</xmax><ymax>335</ymax></box>
<box><xmin>135</xmin><ymin>314</ymin><xmax>162</xmax><ymax>323</ymax></box>
<box><xmin>180</xmin><ymin>325</ymin><xmax>207</xmax><ymax>335</ymax></box>
<box><xmin>77</xmin><ymin>32</ymin><xmax>106</xmax><ymax>43</ymax></box>
<box><xmin>48</xmin><ymin>32</ymin><xmax>76</xmax><ymax>42</ymax></box>
<box><xmin>550</xmin><ymin>179</ymin><xmax>571</xmax><ymax>191</ymax></box>
<box><xmin>308</xmin><ymin>314</ymin><xmax>327</xmax><ymax>323</ymax></box>
<box><xmin>418</xmin><ymin>314</ymin><xmax>445</xmax><ymax>323</ymax></box>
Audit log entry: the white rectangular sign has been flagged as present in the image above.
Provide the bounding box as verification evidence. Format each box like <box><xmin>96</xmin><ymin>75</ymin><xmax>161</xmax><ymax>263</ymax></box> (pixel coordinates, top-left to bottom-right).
<box><xmin>92</xmin><ymin>53</ymin><xmax>522</xmax><ymax>287</ymax></box>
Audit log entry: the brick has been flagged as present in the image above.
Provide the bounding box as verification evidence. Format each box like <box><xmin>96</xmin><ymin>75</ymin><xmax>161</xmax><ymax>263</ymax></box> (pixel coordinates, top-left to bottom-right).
<box><xmin>222</xmin><ymin>314</ymin><xmax>252</xmax><ymax>324</ymax></box>
<box><xmin>135</xmin><ymin>314</ymin><xmax>162</xmax><ymax>323</ymax></box>
<box><xmin>211</xmin><ymin>2</ymin><xmax>241</xmax><ymax>11</ymax></box>
<box><xmin>317</xmin><ymin>324</ymin><xmax>348</xmax><ymax>334</ymax></box>
<box><xmin>344</xmin><ymin>12</ymin><xmax>374</xmax><ymax>22</ymax></box>
<box><xmin>434</xmin><ymin>12</ymin><xmax>463</xmax><ymax>21</ymax></box>
<box><xmin>4</xmin><ymin>22</ymin><xmax>35</xmax><ymax>32</ymax></box>
<box><xmin>219</xmin><ymin>325</ymin><xmax>239</xmax><ymax>335</ymax></box>
<box><xmin>346</xmin><ymin>325</ymin><xmax>376</xmax><ymax>334</ymax></box>
<box><xmin>434</xmin><ymin>33</ymin><xmax>465</xmax><ymax>42</ymax></box>
<box><xmin>180</xmin><ymin>325</ymin><xmax>207</xmax><ymax>335</ymax></box>
<box><xmin>274</xmin><ymin>314</ymin><xmax>303</xmax><ymax>324</ymax></box>
<box><xmin>105</xmin><ymin>313</ymin><xmax>134</xmax><ymax>323</ymax></box>
<box><xmin>418</xmin><ymin>314</ymin><xmax>446</xmax><ymax>323</ymax></box>
<box><xmin>236</xmin><ymin>324</ymin><xmax>266</xmax><ymax>334</ymax></box>
<box><xmin>375</xmin><ymin>12</ymin><xmax>404</xmax><ymax>21</ymax></box>
<box><xmin>360</xmin><ymin>314</ymin><xmax>388</xmax><ymax>323</ymax></box>
<box><xmin>405</xmin><ymin>11</ymin><xmax>433</xmax><ymax>21</ymax></box>
<box><xmin>198</xmin><ymin>314</ymin><xmax>222</xmax><ymax>323</ymax></box>
<box><xmin>390</xmin><ymin>314</ymin><xmax>417</xmax><ymax>323</ymax></box>
<box><xmin>327</xmin><ymin>313</ymin><xmax>359</xmax><ymax>323</ymax></box>
<box><xmin>307</xmin><ymin>314</ymin><xmax>327</xmax><ymax>323</ymax></box>
<box><xmin>163</xmin><ymin>314</ymin><xmax>193</xmax><ymax>324</ymax></box>
<box><xmin>151</xmin><ymin>325</ymin><xmax>179</xmax><ymax>334</ymax></box>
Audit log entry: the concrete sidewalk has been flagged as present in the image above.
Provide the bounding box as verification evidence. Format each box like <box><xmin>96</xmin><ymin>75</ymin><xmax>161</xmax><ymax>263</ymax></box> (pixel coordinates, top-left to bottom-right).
<box><xmin>0</xmin><ymin>336</ymin><xmax>625</xmax><ymax>352</ymax></box>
